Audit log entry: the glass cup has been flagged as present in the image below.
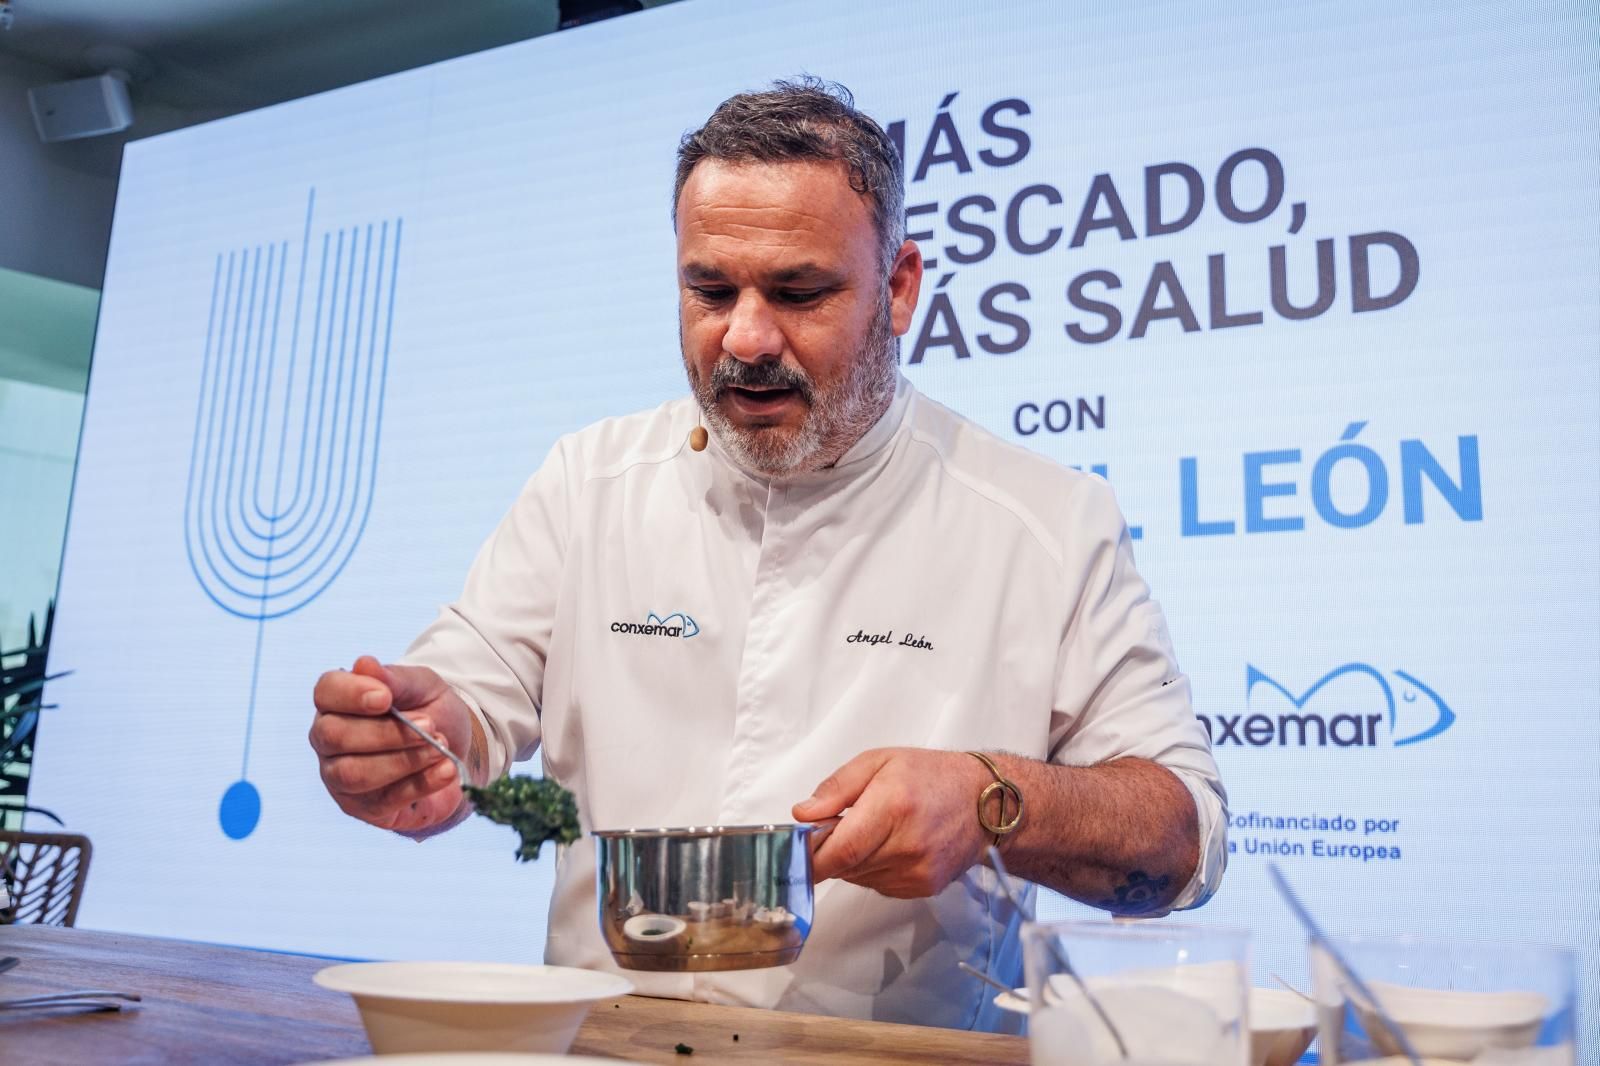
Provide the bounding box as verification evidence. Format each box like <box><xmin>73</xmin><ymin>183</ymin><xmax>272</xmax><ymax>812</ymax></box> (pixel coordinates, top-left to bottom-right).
<box><xmin>1022</xmin><ymin>919</ymin><xmax>1251</xmax><ymax>1066</ymax></box>
<box><xmin>1309</xmin><ymin>934</ymin><xmax>1577</xmax><ymax>1065</ymax></box>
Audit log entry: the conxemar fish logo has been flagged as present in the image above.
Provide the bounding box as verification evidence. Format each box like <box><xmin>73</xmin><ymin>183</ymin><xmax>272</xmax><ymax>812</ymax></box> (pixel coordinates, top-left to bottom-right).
<box><xmin>1197</xmin><ymin>664</ymin><xmax>1456</xmax><ymax>748</ymax></box>
<box><xmin>607</xmin><ymin>611</ymin><xmax>700</xmax><ymax>638</ymax></box>
<box><xmin>646</xmin><ymin>612</ymin><xmax>700</xmax><ymax>638</ymax></box>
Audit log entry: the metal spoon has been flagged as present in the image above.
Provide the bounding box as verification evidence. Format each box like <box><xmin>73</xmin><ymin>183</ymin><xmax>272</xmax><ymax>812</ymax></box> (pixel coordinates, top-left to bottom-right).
<box><xmin>987</xmin><ymin>846</ymin><xmax>1128</xmax><ymax>1059</ymax></box>
<box><xmin>1267</xmin><ymin>863</ymin><xmax>1421</xmax><ymax>1066</ymax></box>
<box><xmin>388</xmin><ymin>707</ymin><xmax>469</xmax><ymax>783</ymax></box>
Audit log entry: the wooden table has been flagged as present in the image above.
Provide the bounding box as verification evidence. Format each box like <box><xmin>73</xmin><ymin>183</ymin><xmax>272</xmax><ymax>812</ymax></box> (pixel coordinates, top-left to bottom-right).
<box><xmin>0</xmin><ymin>926</ymin><xmax>1029</xmax><ymax>1064</ymax></box>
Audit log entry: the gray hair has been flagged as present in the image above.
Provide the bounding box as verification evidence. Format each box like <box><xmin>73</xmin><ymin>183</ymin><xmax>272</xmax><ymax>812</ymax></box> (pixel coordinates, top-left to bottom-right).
<box><xmin>673</xmin><ymin>77</ymin><xmax>906</xmax><ymax>274</ymax></box>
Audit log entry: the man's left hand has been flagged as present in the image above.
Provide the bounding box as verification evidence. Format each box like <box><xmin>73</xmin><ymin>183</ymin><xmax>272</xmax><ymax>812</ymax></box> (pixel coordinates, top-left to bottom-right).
<box><xmin>792</xmin><ymin>747</ymin><xmax>992</xmax><ymax>899</ymax></box>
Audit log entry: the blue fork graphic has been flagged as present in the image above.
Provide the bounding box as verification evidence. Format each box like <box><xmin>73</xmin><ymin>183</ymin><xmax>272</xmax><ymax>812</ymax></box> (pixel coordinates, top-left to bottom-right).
<box><xmin>184</xmin><ymin>188</ymin><xmax>402</xmax><ymax>839</ymax></box>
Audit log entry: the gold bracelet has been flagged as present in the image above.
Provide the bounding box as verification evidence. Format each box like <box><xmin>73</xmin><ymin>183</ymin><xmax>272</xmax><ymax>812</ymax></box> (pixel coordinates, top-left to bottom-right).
<box><xmin>967</xmin><ymin>751</ymin><xmax>1024</xmax><ymax>848</ymax></box>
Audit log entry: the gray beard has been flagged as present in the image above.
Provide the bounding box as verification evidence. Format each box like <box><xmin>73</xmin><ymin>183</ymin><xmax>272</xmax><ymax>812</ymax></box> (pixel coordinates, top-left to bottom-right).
<box><xmin>684</xmin><ymin>302</ymin><xmax>898</xmax><ymax>477</ymax></box>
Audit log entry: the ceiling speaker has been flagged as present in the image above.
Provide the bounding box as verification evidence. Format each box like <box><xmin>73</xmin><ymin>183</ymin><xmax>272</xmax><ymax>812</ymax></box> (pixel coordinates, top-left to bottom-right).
<box><xmin>28</xmin><ymin>73</ymin><xmax>134</xmax><ymax>143</ymax></box>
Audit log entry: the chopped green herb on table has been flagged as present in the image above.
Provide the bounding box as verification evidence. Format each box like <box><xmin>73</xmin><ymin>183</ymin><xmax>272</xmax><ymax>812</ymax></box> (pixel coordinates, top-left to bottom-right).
<box><xmin>674</xmin><ymin>1043</ymin><xmax>694</xmax><ymax>1055</ymax></box>
<box><xmin>464</xmin><ymin>775</ymin><xmax>581</xmax><ymax>862</ymax></box>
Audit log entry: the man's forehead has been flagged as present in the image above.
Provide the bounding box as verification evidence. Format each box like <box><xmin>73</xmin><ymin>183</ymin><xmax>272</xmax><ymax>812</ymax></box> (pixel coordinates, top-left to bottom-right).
<box><xmin>675</xmin><ymin>158</ymin><xmax>875</xmax><ymax>273</ymax></box>
<box><xmin>676</xmin><ymin>158</ymin><xmax>869</xmax><ymax>229</ymax></box>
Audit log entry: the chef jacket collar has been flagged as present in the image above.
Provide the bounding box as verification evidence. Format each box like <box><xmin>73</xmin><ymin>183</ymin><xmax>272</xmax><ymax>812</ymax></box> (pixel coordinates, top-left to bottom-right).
<box><xmin>704</xmin><ymin>373</ymin><xmax>912</xmax><ymax>487</ymax></box>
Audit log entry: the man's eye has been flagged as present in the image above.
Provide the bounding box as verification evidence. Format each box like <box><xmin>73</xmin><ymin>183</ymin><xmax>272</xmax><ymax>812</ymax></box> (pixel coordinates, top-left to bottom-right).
<box><xmin>689</xmin><ymin>286</ymin><xmax>734</xmax><ymax>302</ymax></box>
<box><xmin>779</xmin><ymin>289</ymin><xmax>826</xmax><ymax>304</ymax></box>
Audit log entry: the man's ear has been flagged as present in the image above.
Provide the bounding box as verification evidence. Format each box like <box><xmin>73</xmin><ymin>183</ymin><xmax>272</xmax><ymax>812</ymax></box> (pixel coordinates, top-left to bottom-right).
<box><xmin>887</xmin><ymin>239</ymin><xmax>924</xmax><ymax>337</ymax></box>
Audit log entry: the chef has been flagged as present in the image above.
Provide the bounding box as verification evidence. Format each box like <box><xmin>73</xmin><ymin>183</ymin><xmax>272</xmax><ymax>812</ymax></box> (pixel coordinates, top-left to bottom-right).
<box><xmin>309</xmin><ymin>78</ymin><xmax>1227</xmax><ymax>1031</ymax></box>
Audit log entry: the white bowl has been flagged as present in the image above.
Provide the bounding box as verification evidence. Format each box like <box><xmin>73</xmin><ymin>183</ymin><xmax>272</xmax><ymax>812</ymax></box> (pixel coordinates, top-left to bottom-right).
<box><xmin>313</xmin><ymin>961</ymin><xmax>633</xmax><ymax>1055</ymax></box>
<box><xmin>1357</xmin><ymin>982</ymin><xmax>1548</xmax><ymax>1060</ymax></box>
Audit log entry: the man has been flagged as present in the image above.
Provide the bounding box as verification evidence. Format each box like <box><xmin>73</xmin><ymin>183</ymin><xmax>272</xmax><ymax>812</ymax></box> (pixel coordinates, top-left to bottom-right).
<box><xmin>310</xmin><ymin>78</ymin><xmax>1226</xmax><ymax>1030</ymax></box>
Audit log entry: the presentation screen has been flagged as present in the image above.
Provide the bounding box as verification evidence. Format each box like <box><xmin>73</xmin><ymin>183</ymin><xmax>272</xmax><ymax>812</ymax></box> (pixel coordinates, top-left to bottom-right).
<box><xmin>33</xmin><ymin>0</ymin><xmax>1598</xmax><ymax>1037</ymax></box>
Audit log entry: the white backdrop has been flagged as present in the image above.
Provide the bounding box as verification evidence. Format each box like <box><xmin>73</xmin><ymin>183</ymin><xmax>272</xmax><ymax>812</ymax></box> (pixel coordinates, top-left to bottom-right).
<box><xmin>32</xmin><ymin>0</ymin><xmax>1598</xmax><ymax>1038</ymax></box>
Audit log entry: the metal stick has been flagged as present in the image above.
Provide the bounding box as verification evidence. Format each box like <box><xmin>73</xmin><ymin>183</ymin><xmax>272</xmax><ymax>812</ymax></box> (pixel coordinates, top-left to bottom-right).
<box><xmin>0</xmin><ymin>990</ymin><xmax>141</xmax><ymax>1006</ymax></box>
<box><xmin>388</xmin><ymin>707</ymin><xmax>470</xmax><ymax>783</ymax></box>
<box><xmin>958</xmin><ymin>960</ymin><xmax>1021</xmax><ymax>998</ymax></box>
<box><xmin>1267</xmin><ymin>863</ymin><xmax>1422</xmax><ymax>1066</ymax></box>
<box><xmin>0</xmin><ymin>999</ymin><xmax>127</xmax><ymax>1013</ymax></box>
<box><xmin>988</xmin><ymin>846</ymin><xmax>1129</xmax><ymax>1059</ymax></box>
<box><xmin>984</xmin><ymin>845</ymin><xmax>1032</xmax><ymax>920</ymax></box>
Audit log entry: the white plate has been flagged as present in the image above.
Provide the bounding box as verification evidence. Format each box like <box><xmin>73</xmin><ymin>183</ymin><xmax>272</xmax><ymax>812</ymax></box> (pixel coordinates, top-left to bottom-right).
<box><xmin>313</xmin><ymin>962</ymin><xmax>633</xmax><ymax>1005</ymax></box>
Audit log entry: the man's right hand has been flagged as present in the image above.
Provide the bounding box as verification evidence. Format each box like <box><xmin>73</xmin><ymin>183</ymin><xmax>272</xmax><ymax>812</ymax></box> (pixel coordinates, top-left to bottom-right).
<box><xmin>310</xmin><ymin>655</ymin><xmax>477</xmax><ymax>833</ymax></box>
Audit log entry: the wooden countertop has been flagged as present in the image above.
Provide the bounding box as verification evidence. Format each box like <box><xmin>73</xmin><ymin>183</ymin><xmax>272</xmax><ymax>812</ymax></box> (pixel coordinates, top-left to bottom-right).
<box><xmin>0</xmin><ymin>925</ymin><xmax>1028</xmax><ymax>1064</ymax></box>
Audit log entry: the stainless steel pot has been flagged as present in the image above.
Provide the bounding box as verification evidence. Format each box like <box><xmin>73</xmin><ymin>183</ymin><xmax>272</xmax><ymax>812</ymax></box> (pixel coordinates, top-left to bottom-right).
<box><xmin>594</xmin><ymin>823</ymin><xmax>816</xmax><ymax>972</ymax></box>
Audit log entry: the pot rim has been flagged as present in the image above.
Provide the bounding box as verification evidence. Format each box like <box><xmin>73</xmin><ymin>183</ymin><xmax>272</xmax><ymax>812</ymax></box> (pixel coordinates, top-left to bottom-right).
<box><xmin>593</xmin><ymin>822</ymin><xmax>816</xmax><ymax>840</ymax></box>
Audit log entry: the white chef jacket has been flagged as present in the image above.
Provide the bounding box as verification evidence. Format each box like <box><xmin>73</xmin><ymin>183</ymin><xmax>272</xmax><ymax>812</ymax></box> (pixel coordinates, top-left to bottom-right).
<box><xmin>404</xmin><ymin>375</ymin><xmax>1227</xmax><ymax>1031</ymax></box>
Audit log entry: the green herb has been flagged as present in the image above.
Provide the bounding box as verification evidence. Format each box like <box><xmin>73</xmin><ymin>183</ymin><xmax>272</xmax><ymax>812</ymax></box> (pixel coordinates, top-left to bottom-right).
<box><xmin>674</xmin><ymin>1043</ymin><xmax>693</xmax><ymax>1055</ymax></box>
<box><xmin>463</xmin><ymin>774</ymin><xmax>581</xmax><ymax>862</ymax></box>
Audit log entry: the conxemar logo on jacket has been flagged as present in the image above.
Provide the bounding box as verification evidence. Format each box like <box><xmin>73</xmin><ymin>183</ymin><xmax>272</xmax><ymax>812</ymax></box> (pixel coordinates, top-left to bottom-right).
<box><xmin>1198</xmin><ymin>664</ymin><xmax>1456</xmax><ymax>749</ymax></box>
<box><xmin>608</xmin><ymin>612</ymin><xmax>700</xmax><ymax>638</ymax></box>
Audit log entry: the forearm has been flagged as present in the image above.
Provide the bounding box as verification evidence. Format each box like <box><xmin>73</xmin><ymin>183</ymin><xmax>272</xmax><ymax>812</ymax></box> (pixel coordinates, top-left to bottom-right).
<box><xmin>986</xmin><ymin>753</ymin><xmax>1200</xmax><ymax>915</ymax></box>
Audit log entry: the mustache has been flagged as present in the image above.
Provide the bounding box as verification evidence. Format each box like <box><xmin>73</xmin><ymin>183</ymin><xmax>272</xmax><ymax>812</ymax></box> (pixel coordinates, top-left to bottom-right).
<box><xmin>708</xmin><ymin>358</ymin><xmax>814</xmax><ymax>402</ymax></box>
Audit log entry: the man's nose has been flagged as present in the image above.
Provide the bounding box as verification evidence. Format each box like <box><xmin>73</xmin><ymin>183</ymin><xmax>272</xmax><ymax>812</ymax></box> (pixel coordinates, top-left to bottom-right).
<box><xmin>722</xmin><ymin>291</ymin><xmax>783</xmax><ymax>363</ymax></box>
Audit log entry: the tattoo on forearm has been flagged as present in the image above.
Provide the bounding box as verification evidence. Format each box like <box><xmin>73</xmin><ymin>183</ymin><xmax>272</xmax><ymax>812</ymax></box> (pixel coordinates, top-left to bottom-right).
<box><xmin>1098</xmin><ymin>870</ymin><xmax>1172</xmax><ymax>915</ymax></box>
